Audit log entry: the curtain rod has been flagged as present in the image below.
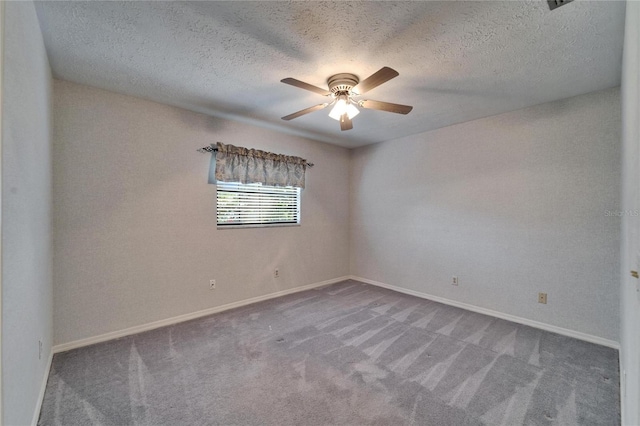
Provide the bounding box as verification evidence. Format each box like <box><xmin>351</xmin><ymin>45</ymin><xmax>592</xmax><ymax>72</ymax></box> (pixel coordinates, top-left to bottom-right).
<box><xmin>197</xmin><ymin>145</ymin><xmax>314</xmax><ymax>167</ymax></box>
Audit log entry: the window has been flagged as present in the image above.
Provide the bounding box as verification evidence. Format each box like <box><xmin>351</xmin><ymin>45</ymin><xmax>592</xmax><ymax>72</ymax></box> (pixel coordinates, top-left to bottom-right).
<box><xmin>216</xmin><ymin>181</ymin><xmax>301</xmax><ymax>228</ymax></box>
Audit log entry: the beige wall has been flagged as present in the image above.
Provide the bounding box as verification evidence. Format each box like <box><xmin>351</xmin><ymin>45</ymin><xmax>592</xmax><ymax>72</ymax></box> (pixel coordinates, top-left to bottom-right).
<box><xmin>53</xmin><ymin>79</ymin><xmax>622</xmax><ymax>351</ymax></box>
<box><xmin>350</xmin><ymin>88</ymin><xmax>621</xmax><ymax>342</ymax></box>
<box><xmin>53</xmin><ymin>80</ymin><xmax>350</xmax><ymax>345</ymax></box>
<box><xmin>2</xmin><ymin>2</ymin><xmax>53</xmax><ymax>425</ymax></box>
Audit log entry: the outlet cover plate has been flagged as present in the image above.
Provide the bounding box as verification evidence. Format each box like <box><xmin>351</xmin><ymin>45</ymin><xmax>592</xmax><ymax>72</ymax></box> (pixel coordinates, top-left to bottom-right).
<box><xmin>538</xmin><ymin>292</ymin><xmax>547</xmax><ymax>304</ymax></box>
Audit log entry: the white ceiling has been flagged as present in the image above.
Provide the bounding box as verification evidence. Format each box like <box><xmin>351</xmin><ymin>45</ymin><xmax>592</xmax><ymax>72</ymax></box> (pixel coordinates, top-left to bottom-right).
<box><xmin>35</xmin><ymin>1</ymin><xmax>625</xmax><ymax>148</ymax></box>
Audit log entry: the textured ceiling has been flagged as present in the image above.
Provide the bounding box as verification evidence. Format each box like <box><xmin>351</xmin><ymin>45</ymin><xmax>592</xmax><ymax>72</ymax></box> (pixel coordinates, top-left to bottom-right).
<box><xmin>35</xmin><ymin>1</ymin><xmax>625</xmax><ymax>148</ymax></box>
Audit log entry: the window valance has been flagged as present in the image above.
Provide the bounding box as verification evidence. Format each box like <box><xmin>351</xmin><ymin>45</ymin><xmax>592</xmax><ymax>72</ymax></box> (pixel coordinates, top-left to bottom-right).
<box><xmin>214</xmin><ymin>142</ymin><xmax>307</xmax><ymax>188</ymax></box>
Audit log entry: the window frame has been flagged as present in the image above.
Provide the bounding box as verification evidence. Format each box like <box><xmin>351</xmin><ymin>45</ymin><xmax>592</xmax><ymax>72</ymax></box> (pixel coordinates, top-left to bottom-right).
<box><xmin>216</xmin><ymin>181</ymin><xmax>301</xmax><ymax>229</ymax></box>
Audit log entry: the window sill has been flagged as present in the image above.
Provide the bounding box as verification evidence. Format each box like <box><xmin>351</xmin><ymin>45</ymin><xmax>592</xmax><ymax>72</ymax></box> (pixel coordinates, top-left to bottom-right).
<box><xmin>216</xmin><ymin>223</ymin><xmax>301</xmax><ymax>230</ymax></box>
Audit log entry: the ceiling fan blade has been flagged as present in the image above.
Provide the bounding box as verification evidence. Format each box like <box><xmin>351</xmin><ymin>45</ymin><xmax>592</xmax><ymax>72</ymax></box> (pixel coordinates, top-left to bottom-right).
<box><xmin>281</xmin><ymin>78</ymin><xmax>331</xmax><ymax>96</ymax></box>
<box><xmin>281</xmin><ymin>103</ymin><xmax>330</xmax><ymax>121</ymax></box>
<box><xmin>352</xmin><ymin>67</ymin><xmax>399</xmax><ymax>95</ymax></box>
<box><xmin>360</xmin><ymin>99</ymin><xmax>413</xmax><ymax>115</ymax></box>
<box><xmin>339</xmin><ymin>113</ymin><xmax>353</xmax><ymax>131</ymax></box>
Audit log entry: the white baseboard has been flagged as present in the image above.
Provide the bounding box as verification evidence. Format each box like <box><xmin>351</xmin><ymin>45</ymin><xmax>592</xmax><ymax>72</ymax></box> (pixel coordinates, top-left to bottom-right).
<box><xmin>31</xmin><ymin>349</ymin><xmax>53</xmax><ymax>426</ymax></box>
<box><xmin>53</xmin><ymin>274</ymin><xmax>619</xmax><ymax>354</ymax></box>
<box><xmin>349</xmin><ymin>275</ymin><xmax>620</xmax><ymax>350</ymax></box>
<box><xmin>53</xmin><ymin>276</ymin><xmax>350</xmax><ymax>354</ymax></box>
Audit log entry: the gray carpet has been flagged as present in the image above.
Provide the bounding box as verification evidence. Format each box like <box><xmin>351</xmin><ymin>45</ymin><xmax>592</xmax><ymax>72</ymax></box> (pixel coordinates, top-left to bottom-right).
<box><xmin>38</xmin><ymin>280</ymin><xmax>620</xmax><ymax>425</ymax></box>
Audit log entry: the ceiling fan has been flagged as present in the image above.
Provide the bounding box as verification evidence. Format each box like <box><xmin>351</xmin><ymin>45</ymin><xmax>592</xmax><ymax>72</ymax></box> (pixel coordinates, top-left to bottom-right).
<box><xmin>280</xmin><ymin>67</ymin><xmax>413</xmax><ymax>131</ymax></box>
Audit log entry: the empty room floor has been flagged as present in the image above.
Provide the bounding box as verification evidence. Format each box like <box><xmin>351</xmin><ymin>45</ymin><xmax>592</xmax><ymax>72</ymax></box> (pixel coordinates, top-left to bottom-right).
<box><xmin>38</xmin><ymin>280</ymin><xmax>620</xmax><ymax>425</ymax></box>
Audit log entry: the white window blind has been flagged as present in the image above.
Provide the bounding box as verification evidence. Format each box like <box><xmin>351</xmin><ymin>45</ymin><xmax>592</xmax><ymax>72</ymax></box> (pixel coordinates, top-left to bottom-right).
<box><xmin>216</xmin><ymin>181</ymin><xmax>301</xmax><ymax>228</ymax></box>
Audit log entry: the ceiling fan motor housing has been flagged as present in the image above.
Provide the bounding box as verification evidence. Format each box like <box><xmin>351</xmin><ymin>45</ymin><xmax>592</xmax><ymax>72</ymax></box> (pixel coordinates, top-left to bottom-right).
<box><xmin>327</xmin><ymin>73</ymin><xmax>359</xmax><ymax>95</ymax></box>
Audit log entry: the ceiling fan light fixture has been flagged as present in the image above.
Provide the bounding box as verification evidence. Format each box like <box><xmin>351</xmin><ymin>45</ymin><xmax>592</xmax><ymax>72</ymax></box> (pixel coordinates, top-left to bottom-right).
<box><xmin>329</xmin><ymin>96</ymin><xmax>360</xmax><ymax>121</ymax></box>
<box><xmin>345</xmin><ymin>102</ymin><xmax>360</xmax><ymax>119</ymax></box>
<box><xmin>329</xmin><ymin>97</ymin><xmax>348</xmax><ymax>120</ymax></box>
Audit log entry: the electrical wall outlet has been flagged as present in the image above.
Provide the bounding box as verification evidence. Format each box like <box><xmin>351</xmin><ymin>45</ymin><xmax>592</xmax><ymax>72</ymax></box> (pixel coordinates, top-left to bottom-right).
<box><xmin>209</xmin><ymin>279</ymin><xmax>216</xmax><ymax>290</ymax></box>
<box><xmin>274</xmin><ymin>268</ymin><xmax>280</xmax><ymax>278</ymax></box>
<box><xmin>631</xmin><ymin>252</ymin><xmax>640</xmax><ymax>293</ymax></box>
<box><xmin>538</xmin><ymin>292</ymin><xmax>547</xmax><ymax>304</ymax></box>
<box><xmin>39</xmin><ymin>340</ymin><xmax>43</xmax><ymax>360</ymax></box>
<box><xmin>452</xmin><ymin>276</ymin><xmax>458</xmax><ymax>286</ymax></box>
